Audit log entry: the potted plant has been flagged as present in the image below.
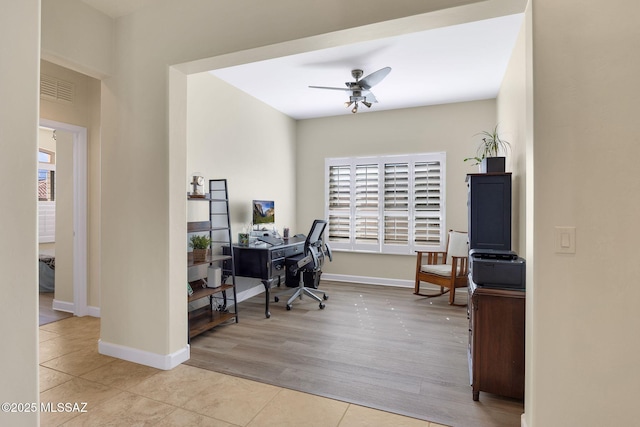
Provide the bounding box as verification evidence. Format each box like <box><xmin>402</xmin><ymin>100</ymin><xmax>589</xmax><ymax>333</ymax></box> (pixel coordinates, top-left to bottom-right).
<box><xmin>464</xmin><ymin>124</ymin><xmax>510</xmax><ymax>173</ymax></box>
<box><xmin>189</xmin><ymin>234</ymin><xmax>212</xmax><ymax>262</ymax></box>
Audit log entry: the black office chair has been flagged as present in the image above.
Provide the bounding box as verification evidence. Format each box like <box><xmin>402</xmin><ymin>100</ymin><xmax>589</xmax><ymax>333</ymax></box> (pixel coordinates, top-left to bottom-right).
<box><xmin>274</xmin><ymin>219</ymin><xmax>332</xmax><ymax>310</ymax></box>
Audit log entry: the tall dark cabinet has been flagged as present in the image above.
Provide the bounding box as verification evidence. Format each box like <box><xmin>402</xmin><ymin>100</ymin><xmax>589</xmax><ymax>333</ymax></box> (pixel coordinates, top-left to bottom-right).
<box><xmin>467</xmin><ymin>173</ymin><xmax>512</xmax><ymax>251</ymax></box>
<box><xmin>466</xmin><ymin>172</ymin><xmax>524</xmax><ymax>402</ymax></box>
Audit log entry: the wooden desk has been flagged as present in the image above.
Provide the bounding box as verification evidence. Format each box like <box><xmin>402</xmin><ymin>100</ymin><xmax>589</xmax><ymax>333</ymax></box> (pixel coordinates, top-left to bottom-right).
<box><xmin>224</xmin><ymin>236</ymin><xmax>305</xmax><ymax>318</ymax></box>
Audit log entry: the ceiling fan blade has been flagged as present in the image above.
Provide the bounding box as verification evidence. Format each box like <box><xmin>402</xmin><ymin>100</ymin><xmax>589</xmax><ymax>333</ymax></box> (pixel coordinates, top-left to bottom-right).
<box><xmin>359</xmin><ymin>67</ymin><xmax>391</xmax><ymax>90</ymax></box>
<box><xmin>309</xmin><ymin>85</ymin><xmax>351</xmax><ymax>92</ymax></box>
<box><xmin>363</xmin><ymin>90</ymin><xmax>378</xmax><ymax>103</ymax></box>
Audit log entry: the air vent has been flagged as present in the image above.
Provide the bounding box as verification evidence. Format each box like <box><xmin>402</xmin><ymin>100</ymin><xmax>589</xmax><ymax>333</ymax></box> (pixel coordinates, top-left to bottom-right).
<box><xmin>40</xmin><ymin>74</ymin><xmax>74</xmax><ymax>104</ymax></box>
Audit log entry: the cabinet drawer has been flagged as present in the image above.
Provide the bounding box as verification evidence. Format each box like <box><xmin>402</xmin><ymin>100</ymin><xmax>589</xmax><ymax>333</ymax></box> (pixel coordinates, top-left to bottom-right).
<box><xmin>271</xmin><ymin>257</ymin><xmax>286</xmax><ymax>276</ymax></box>
<box><xmin>272</xmin><ymin>249</ymin><xmax>286</xmax><ymax>259</ymax></box>
<box><xmin>272</xmin><ymin>245</ymin><xmax>303</xmax><ymax>260</ymax></box>
<box><xmin>284</xmin><ymin>245</ymin><xmax>303</xmax><ymax>257</ymax></box>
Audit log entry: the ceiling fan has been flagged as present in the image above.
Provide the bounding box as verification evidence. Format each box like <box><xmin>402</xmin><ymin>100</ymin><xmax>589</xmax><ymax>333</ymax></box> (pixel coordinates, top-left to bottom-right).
<box><xmin>309</xmin><ymin>67</ymin><xmax>392</xmax><ymax>113</ymax></box>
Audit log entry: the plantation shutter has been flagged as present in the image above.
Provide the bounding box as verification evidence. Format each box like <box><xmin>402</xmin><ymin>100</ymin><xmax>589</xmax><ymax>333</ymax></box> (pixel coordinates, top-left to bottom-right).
<box><xmin>383</xmin><ymin>162</ymin><xmax>409</xmax><ymax>245</ymax></box>
<box><xmin>327</xmin><ymin>164</ymin><xmax>351</xmax><ymax>244</ymax></box>
<box><xmin>354</xmin><ymin>164</ymin><xmax>379</xmax><ymax>246</ymax></box>
<box><xmin>325</xmin><ymin>152</ymin><xmax>446</xmax><ymax>254</ymax></box>
<box><xmin>414</xmin><ymin>160</ymin><xmax>442</xmax><ymax>247</ymax></box>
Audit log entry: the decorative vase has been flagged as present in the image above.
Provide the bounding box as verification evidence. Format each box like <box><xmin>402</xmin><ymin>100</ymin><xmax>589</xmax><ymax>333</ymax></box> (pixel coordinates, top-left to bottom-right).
<box><xmin>192</xmin><ymin>248</ymin><xmax>208</xmax><ymax>262</ymax></box>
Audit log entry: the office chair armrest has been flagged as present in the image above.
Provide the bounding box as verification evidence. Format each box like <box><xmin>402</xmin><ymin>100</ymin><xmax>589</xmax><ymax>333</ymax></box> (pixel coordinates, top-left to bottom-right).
<box><xmin>415</xmin><ymin>250</ymin><xmax>447</xmax><ymax>265</ymax></box>
<box><xmin>324</xmin><ymin>241</ymin><xmax>332</xmax><ymax>262</ymax></box>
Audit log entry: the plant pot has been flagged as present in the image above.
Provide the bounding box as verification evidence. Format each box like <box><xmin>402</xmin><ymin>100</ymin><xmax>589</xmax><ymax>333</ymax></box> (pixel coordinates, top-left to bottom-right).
<box><xmin>480</xmin><ymin>156</ymin><xmax>505</xmax><ymax>173</ymax></box>
<box><xmin>192</xmin><ymin>248</ymin><xmax>208</xmax><ymax>263</ymax></box>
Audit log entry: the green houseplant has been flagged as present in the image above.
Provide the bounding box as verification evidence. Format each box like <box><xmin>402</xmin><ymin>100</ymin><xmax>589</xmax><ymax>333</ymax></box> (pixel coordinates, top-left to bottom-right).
<box><xmin>464</xmin><ymin>125</ymin><xmax>510</xmax><ymax>172</ymax></box>
<box><xmin>189</xmin><ymin>234</ymin><xmax>212</xmax><ymax>262</ymax></box>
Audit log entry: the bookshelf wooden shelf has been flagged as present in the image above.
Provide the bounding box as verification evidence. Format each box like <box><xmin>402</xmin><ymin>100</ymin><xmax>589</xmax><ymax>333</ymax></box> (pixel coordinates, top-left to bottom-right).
<box><xmin>187</xmin><ymin>179</ymin><xmax>238</xmax><ymax>340</ymax></box>
<box><xmin>188</xmin><ymin>306</ymin><xmax>237</xmax><ymax>339</ymax></box>
<box><xmin>187</xmin><ymin>252</ymin><xmax>231</xmax><ymax>268</ymax></box>
<box><xmin>187</xmin><ymin>281</ymin><xmax>234</xmax><ymax>303</ymax></box>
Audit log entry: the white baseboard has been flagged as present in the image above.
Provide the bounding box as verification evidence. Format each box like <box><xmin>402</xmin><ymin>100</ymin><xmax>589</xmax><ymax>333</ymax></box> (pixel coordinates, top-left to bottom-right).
<box><xmin>321</xmin><ymin>273</ymin><xmax>414</xmax><ymax>288</ymax></box>
<box><xmin>233</xmin><ymin>275</ymin><xmax>414</xmax><ymax>301</ymax></box>
<box><xmin>521</xmin><ymin>413</ymin><xmax>528</xmax><ymax>427</ymax></box>
<box><xmin>98</xmin><ymin>339</ymin><xmax>190</xmax><ymax>370</ymax></box>
<box><xmin>52</xmin><ymin>299</ymin><xmax>74</xmax><ymax>313</ymax></box>
<box><xmin>51</xmin><ymin>300</ymin><xmax>100</xmax><ymax>317</ymax></box>
<box><xmin>236</xmin><ymin>283</ymin><xmax>267</xmax><ymax>302</ymax></box>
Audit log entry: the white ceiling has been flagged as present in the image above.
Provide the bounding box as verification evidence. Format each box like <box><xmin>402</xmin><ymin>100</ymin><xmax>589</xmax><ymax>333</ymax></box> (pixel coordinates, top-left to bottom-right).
<box><xmin>210</xmin><ymin>14</ymin><xmax>524</xmax><ymax>120</ymax></box>
<box><xmin>80</xmin><ymin>0</ymin><xmax>524</xmax><ymax>120</ymax></box>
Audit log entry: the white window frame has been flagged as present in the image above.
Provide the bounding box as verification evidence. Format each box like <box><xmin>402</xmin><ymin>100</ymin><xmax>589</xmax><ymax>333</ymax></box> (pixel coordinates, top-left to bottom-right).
<box><xmin>325</xmin><ymin>152</ymin><xmax>446</xmax><ymax>255</ymax></box>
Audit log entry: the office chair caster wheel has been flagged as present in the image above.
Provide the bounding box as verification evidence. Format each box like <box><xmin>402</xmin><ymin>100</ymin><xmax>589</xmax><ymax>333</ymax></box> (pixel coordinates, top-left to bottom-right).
<box><xmin>319</xmin><ymin>303</ymin><xmax>325</xmax><ymax>309</ymax></box>
<box><xmin>274</xmin><ymin>296</ymin><xmax>279</xmax><ymax>303</ymax></box>
<box><xmin>286</xmin><ymin>304</ymin><xmax>292</xmax><ymax>310</ymax></box>
<box><xmin>323</xmin><ymin>294</ymin><xmax>328</xmax><ymax>300</ymax></box>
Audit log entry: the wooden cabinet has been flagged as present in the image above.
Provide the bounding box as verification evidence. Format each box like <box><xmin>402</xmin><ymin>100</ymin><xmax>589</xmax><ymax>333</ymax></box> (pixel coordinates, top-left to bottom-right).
<box><xmin>467</xmin><ymin>173</ymin><xmax>512</xmax><ymax>251</ymax></box>
<box><xmin>468</xmin><ymin>278</ymin><xmax>525</xmax><ymax>401</ymax></box>
<box><xmin>187</xmin><ymin>179</ymin><xmax>238</xmax><ymax>340</ymax></box>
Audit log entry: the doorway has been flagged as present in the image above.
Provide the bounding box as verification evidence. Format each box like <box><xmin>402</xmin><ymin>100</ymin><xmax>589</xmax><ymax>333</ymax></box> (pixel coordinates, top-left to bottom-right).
<box><xmin>38</xmin><ymin>119</ymin><xmax>88</xmax><ymax>322</ymax></box>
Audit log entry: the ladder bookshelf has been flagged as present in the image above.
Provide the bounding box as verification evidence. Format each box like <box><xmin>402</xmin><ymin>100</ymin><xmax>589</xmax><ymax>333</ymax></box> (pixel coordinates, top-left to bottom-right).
<box><xmin>187</xmin><ymin>179</ymin><xmax>238</xmax><ymax>339</ymax></box>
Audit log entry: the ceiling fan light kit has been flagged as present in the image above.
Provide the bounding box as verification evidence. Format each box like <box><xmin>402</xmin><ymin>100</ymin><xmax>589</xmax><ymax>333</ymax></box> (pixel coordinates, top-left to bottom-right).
<box><xmin>309</xmin><ymin>67</ymin><xmax>391</xmax><ymax>114</ymax></box>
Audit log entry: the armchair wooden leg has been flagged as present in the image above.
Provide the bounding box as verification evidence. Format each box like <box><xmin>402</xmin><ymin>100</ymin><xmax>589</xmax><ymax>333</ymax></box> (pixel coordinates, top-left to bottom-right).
<box><xmin>448</xmin><ymin>287</ymin><xmax>468</xmax><ymax>307</ymax></box>
<box><xmin>414</xmin><ymin>281</ymin><xmax>449</xmax><ymax>298</ymax></box>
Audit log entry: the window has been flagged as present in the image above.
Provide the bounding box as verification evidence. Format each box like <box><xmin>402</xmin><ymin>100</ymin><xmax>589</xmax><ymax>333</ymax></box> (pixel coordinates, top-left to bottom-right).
<box><xmin>38</xmin><ymin>149</ymin><xmax>55</xmax><ymax>164</ymax></box>
<box><xmin>38</xmin><ymin>149</ymin><xmax>56</xmax><ymax>243</ymax></box>
<box><xmin>38</xmin><ymin>149</ymin><xmax>55</xmax><ymax>201</ymax></box>
<box><xmin>38</xmin><ymin>168</ymin><xmax>55</xmax><ymax>202</ymax></box>
<box><xmin>325</xmin><ymin>152</ymin><xmax>446</xmax><ymax>254</ymax></box>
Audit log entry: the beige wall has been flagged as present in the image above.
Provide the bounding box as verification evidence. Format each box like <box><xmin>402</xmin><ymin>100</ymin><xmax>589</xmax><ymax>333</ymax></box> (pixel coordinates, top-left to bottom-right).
<box><xmin>40</xmin><ymin>60</ymin><xmax>102</xmax><ymax>309</ymax></box>
<box><xmin>296</xmin><ymin>100</ymin><xmax>496</xmax><ymax>283</ymax></box>
<box><xmin>497</xmin><ymin>15</ymin><xmax>528</xmax><ymax>256</ymax></box>
<box><xmin>0</xmin><ymin>1</ymin><xmax>40</xmax><ymax>425</ymax></box>
<box><xmin>41</xmin><ymin>0</ymin><xmax>114</xmax><ymax>79</ymax></box>
<box><xmin>186</xmin><ymin>72</ymin><xmax>297</xmax><ymax>294</ymax></box>
<box><xmin>52</xmin><ymin>130</ymin><xmax>74</xmax><ymax>302</ymax></box>
<box><xmin>38</xmin><ymin>127</ymin><xmax>56</xmax><ymax>152</ymax></box>
<box><xmin>187</xmin><ymin>72</ymin><xmax>297</xmax><ymax>235</ymax></box>
<box><xmin>526</xmin><ymin>1</ymin><xmax>640</xmax><ymax>426</ymax></box>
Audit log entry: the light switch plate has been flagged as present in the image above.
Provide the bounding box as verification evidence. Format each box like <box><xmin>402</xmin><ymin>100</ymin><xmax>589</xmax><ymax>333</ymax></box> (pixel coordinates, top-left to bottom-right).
<box><xmin>554</xmin><ymin>226</ymin><xmax>576</xmax><ymax>254</ymax></box>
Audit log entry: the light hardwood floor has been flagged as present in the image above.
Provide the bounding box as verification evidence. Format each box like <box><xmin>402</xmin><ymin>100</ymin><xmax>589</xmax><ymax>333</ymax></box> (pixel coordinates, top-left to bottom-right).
<box><xmin>40</xmin><ymin>292</ymin><xmax>72</xmax><ymax>326</ymax></box>
<box><xmin>187</xmin><ymin>280</ymin><xmax>524</xmax><ymax>427</ymax></box>
<box><xmin>38</xmin><ymin>316</ymin><xmax>447</xmax><ymax>426</ymax></box>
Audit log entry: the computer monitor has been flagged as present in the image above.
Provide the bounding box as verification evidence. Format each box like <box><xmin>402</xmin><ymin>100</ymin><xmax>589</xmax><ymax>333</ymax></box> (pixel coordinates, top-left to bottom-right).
<box><xmin>252</xmin><ymin>200</ymin><xmax>275</xmax><ymax>225</ymax></box>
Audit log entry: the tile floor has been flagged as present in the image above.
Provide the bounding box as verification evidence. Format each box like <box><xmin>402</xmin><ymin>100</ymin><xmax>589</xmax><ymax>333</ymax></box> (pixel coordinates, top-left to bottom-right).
<box><xmin>39</xmin><ymin>316</ymin><xmax>448</xmax><ymax>426</ymax></box>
